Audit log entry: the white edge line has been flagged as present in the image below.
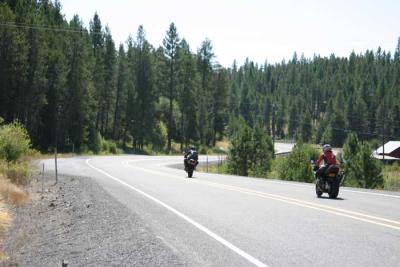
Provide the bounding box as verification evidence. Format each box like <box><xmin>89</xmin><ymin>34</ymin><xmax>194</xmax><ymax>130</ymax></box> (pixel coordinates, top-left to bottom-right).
<box><xmin>86</xmin><ymin>158</ymin><xmax>268</xmax><ymax>267</ymax></box>
<box><xmin>124</xmin><ymin>160</ymin><xmax>400</xmax><ymax>229</ymax></box>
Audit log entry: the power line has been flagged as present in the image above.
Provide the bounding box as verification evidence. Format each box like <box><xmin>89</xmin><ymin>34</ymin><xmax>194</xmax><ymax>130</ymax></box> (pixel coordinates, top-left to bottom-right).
<box><xmin>0</xmin><ymin>22</ymin><xmax>103</xmax><ymax>35</ymax></box>
<box><xmin>266</xmin><ymin>114</ymin><xmax>400</xmax><ymax>140</ymax></box>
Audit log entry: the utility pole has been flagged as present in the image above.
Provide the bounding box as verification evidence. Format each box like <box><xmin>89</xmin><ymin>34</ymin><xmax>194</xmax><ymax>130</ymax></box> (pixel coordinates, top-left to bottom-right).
<box><xmin>382</xmin><ymin>101</ymin><xmax>385</xmax><ymax>164</ymax></box>
<box><xmin>54</xmin><ymin>104</ymin><xmax>60</xmax><ymax>184</ymax></box>
<box><xmin>272</xmin><ymin>104</ymin><xmax>276</xmax><ymax>157</ymax></box>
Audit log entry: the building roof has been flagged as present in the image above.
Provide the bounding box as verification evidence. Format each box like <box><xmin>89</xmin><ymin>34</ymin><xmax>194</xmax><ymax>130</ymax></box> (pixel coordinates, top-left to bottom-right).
<box><xmin>373</xmin><ymin>141</ymin><xmax>400</xmax><ymax>160</ymax></box>
<box><xmin>375</xmin><ymin>141</ymin><xmax>400</xmax><ymax>155</ymax></box>
<box><xmin>372</xmin><ymin>153</ymin><xmax>400</xmax><ymax>160</ymax></box>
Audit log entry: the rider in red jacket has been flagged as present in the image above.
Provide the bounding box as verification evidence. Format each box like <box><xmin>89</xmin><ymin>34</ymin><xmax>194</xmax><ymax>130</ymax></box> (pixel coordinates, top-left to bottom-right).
<box><xmin>314</xmin><ymin>144</ymin><xmax>337</xmax><ymax>177</ymax></box>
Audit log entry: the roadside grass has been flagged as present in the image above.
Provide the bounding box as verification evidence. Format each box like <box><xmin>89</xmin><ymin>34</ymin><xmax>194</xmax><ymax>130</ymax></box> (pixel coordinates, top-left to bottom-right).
<box><xmin>0</xmin><ymin>201</ymin><xmax>10</xmax><ymax>232</ymax></box>
<box><xmin>0</xmin><ymin>161</ymin><xmax>31</xmax><ymax>186</ymax></box>
<box><xmin>0</xmin><ymin>200</ymin><xmax>11</xmax><ymax>263</ymax></box>
<box><xmin>0</xmin><ymin>172</ymin><xmax>30</xmax><ymax>263</ymax></box>
<box><xmin>197</xmin><ymin>162</ymin><xmax>228</xmax><ymax>174</ymax></box>
<box><xmin>197</xmin><ymin>156</ymin><xmax>287</xmax><ymax>179</ymax></box>
<box><xmin>214</xmin><ymin>140</ymin><xmax>229</xmax><ymax>153</ymax></box>
<box><xmin>383</xmin><ymin>163</ymin><xmax>400</xmax><ymax>191</ymax></box>
<box><xmin>0</xmin><ymin>174</ymin><xmax>29</xmax><ymax>205</ymax></box>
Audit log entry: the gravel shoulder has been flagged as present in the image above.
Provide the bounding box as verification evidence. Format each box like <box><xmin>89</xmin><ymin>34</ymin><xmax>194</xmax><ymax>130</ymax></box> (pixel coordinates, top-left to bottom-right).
<box><xmin>2</xmin><ymin>174</ymin><xmax>185</xmax><ymax>266</ymax></box>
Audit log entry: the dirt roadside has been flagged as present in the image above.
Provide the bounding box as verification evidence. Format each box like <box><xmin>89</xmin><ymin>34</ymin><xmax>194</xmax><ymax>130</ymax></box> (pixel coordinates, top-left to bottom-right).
<box><xmin>1</xmin><ymin>174</ymin><xmax>186</xmax><ymax>266</ymax></box>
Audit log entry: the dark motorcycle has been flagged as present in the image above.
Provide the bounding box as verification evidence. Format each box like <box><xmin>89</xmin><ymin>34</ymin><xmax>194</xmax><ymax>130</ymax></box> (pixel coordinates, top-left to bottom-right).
<box><xmin>313</xmin><ymin>164</ymin><xmax>345</xmax><ymax>199</ymax></box>
<box><xmin>184</xmin><ymin>150</ymin><xmax>198</xmax><ymax>178</ymax></box>
<box><xmin>185</xmin><ymin>158</ymin><xmax>198</xmax><ymax>178</ymax></box>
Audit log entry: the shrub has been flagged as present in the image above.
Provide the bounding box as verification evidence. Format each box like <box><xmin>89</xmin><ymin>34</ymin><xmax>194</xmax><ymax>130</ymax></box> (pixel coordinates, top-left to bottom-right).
<box><xmin>3</xmin><ymin>162</ymin><xmax>31</xmax><ymax>185</ymax></box>
<box><xmin>343</xmin><ymin>133</ymin><xmax>383</xmax><ymax>189</ymax></box>
<box><xmin>0</xmin><ymin>121</ymin><xmax>31</xmax><ymax>163</ymax></box>
<box><xmin>151</xmin><ymin>121</ymin><xmax>168</xmax><ymax>151</ymax></box>
<box><xmin>227</xmin><ymin>119</ymin><xmax>273</xmax><ymax>177</ymax></box>
<box><xmin>101</xmin><ymin>137</ymin><xmax>109</xmax><ymax>153</ymax></box>
<box><xmin>198</xmin><ymin>145</ymin><xmax>209</xmax><ymax>155</ymax></box>
<box><xmin>277</xmin><ymin>143</ymin><xmax>318</xmax><ymax>182</ymax></box>
<box><xmin>88</xmin><ymin>129</ymin><xmax>102</xmax><ymax>154</ymax></box>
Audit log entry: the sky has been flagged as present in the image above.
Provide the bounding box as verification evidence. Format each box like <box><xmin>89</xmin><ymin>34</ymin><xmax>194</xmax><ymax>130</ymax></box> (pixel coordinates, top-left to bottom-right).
<box><xmin>61</xmin><ymin>0</ymin><xmax>400</xmax><ymax>67</ymax></box>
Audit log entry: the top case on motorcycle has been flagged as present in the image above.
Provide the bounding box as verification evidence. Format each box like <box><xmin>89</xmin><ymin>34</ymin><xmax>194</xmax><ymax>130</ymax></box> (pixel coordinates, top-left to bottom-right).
<box><xmin>324</xmin><ymin>165</ymin><xmax>340</xmax><ymax>175</ymax></box>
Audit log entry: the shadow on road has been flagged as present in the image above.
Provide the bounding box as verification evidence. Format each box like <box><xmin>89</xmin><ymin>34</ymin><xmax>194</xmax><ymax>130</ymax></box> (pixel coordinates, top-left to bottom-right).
<box><xmin>317</xmin><ymin>196</ymin><xmax>345</xmax><ymax>201</ymax></box>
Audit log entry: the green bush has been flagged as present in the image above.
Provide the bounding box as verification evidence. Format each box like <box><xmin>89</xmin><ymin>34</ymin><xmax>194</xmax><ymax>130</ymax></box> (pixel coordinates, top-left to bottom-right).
<box><xmin>3</xmin><ymin>162</ymin><xmax>31</xmax><ymax>185</ymax></box>
<box><xmin>108</xmin><ymin>140</ymin><xmax>117</xmax><ymax>154</ymax></box>
<box><xmin>227</xmin><ymin>118</ymin><xmax>273</xmax><ymax>177</ymax></box>
<box><xmin>277</xmin><ymin>143</ymin><xmax>318</xmax><ymax>182</ymax></box>
<box><xmin>101</xmin><ymin>137</ymin><xmax>109</xmax><ymax>152</ymax></box>
<box><xmin>151</xmin><ymin>121</ymin><xmax>168</xmax><ymax>151</ymax></box>
<box><xmin>88</xmin><ymin>129</ymin><xmax>102</xmax><ymax>154</ymax></box>
<box><xmin>343</xmin><ymin>133</ymin><xmax>383</xmax><ymax>189</ymax></box>
<box><xmin>198</xmin><ymin>145</ymin><xmax>209</xmax><ymax>155</ymax></box>
<box><xmin>0</xmin><ymin>121</ymin><xmax>31</xmax><ymax>163</ymax></box>
<box><xmin>100</xmin><ymin>138</ymin><xmax>121</xmax><ymax>154</ymax></box>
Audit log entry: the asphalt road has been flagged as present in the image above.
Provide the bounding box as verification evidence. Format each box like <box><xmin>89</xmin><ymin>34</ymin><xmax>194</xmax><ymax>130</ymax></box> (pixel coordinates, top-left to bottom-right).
<box><xmin>41</xmin><ymin>147</ymin><xmax>400</xmax><ymax>267</ymax></box>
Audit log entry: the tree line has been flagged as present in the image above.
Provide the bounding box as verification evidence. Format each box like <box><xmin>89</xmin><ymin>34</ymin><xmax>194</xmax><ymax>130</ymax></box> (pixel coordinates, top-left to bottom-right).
<box><xmin>1</xmin><ymin>0</ymin><xmax>400</xmax><ymax>154</ymax></box>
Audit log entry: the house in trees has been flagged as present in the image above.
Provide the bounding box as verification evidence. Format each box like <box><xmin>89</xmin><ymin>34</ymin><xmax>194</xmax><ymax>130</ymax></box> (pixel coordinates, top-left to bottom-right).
<box><xmin>373</xmin><ymin>141</ymin><xmax>400</xmax><ymax>160</ymax></box>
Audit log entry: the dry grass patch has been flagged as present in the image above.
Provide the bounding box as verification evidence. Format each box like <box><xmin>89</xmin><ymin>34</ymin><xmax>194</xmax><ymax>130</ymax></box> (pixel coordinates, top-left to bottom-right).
<box><xmin>0</xmin><ymin>175</ymin><xmax>29</xmax><ymax>205</ymax></box>
<box><xmin>215</xmin><ymin>140</ymin><xmax>229</xmax><ymax>151</ymax></box>
<box><xmin>0</xmin><ymin>161</ymin><xmax>31</xmax><ymax>186</ymax></box>
<box><xmin>0</xmin><ymin>174</ymin><xmax>28</xmax><ymax>263</ymax></box>
<box><xmin>0</xmin><ymin>201</ymin><xmax>11</xmax><ymax>264</ymax></box>
<box><xmin>0</xmin><ymin>202</ymin><xmax>10</xmax><ymax>232</ymax></box>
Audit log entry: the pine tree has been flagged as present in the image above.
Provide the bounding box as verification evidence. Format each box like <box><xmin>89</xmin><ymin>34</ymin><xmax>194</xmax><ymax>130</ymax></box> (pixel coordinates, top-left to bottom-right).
<box><xmin>211</xmin><ymin>68</ymin><xmax>229</xmax><ymax>146</ymax></box>
<box><xmin>0</xmin><ymin>4</ymin><xmax>29</xmax><ymax>123</ymax></box>
<box><xmin>263</xmin><ymin>97</ymin><xmax>271</xmax><ymax>133</ymax></box>
<box><xmin>197</xmin><ymin>38</ymin><xmax>214</xmax><ymax>145</ymax></box>
<box><xmin>343</xmin><ymin>133</ymin><xmax>383</xmax><ymax>189</ymax></box>
<box><xmin>112</xmin><ymin>44</ymin><xmax>128</xmax><ymax>140</ymax></box>
<box><xmin>177</xmin><ymin>39</ymin><xmax>199</xmax><ymax>147</ymax></box>
<box><xmin>103</xmin><ymin>27</ymin><xmax>117</xmax><ymax>137</ymax></box>
<box><xmin>288</xmin><ymin>101</ymin><xmax>299</xmax><ymax>138</ymax></box>
<box><xmin>65</xmin><ymin>15</ymin><xmax>94</xmax><ymax>151</ymax></box>
<box><xmin>130</xmin><ymin>25</ymin><xmax>156</xmax><ymax>149</ymax></box>
<box><xmin>89</xmin><ymin>12</ymin><xmax>106</xmax><ymax>134</ymax></box>
<box><xmin>389</xmin><ymin>104</ymin><xmax>400</xmax><ymax>139</ymax></box>
<box><xmin>162</xmin><ymin>22</ymin><xmax>180</xmax><ymax>152</ymax></box>
<box><xmin>299</xmin><ymin>111</ymin><xmax>312</xmax><ymax>142</ymax></box>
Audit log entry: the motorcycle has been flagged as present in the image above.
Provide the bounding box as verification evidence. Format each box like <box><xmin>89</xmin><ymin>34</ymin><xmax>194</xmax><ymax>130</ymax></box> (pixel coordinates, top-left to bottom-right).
<box><xmin>312</xmin><ymin>162</ymin><xmax>345</xmax><ymax>199</ymax></box>
<box><xmin>184</xmin><ymin>150</ymin><xmax>198</xmax><ymax>178</ymax></box>
<box><xmin>185</xmin><ymin>158</ymin><xmax>198</xmax><ymax>178</ymax></box>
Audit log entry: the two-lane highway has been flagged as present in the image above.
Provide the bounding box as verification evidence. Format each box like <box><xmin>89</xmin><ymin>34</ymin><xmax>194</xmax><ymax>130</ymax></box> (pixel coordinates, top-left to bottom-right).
<box><xmin>42</xmin><ymin>154</ymin><xmax>400</xmax><ymax>266</ymax></box>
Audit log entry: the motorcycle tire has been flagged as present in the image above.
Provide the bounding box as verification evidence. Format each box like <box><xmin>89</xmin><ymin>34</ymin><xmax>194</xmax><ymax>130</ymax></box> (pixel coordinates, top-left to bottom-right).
<box><xmin>328</xmin><ymin>180</ymin><xmax>339</xmax><ymax>199</ymax></box>
<box><xmin>188</xmin><ymin>169</ymin><xmax>193</xmax><ymax>178</ymax></box>
<box><xmin>315</xmin><ymin>183</ymin><xmax>323</xmax><ymax>197</ymax></box>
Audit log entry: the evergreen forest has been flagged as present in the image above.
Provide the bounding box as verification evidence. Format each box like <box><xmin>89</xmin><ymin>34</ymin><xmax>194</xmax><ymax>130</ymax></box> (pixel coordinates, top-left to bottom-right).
<box><xmin>1</xmin><ymin>0</ymin><xmax>400</xmax><ymax>154</ymax></box>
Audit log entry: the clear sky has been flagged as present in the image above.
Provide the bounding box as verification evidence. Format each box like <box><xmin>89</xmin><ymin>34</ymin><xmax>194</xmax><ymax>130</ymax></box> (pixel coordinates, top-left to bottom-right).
<box><xmin>61</xmin><ymin>0</ymin><xmax>400</xmax><ymax>67</ymax></box>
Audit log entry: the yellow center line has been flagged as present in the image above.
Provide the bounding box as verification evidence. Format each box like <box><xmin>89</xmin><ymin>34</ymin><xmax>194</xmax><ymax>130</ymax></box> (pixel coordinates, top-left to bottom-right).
<box><xmin>123</xmin><ymin>160</ymin><xmax>400</xmax><ymax>231</ymax></box>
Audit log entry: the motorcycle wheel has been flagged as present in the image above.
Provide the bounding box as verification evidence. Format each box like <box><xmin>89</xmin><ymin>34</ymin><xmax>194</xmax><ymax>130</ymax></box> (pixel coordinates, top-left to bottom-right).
<box><xmin>315</xmin><ymin>183</ymin><xmax>323</xmax><ymax>197</ymax></box>
<box><xmin>188</xmin><ymin>169</ymin><xmax>193</xmax><ymax>178</ymax></box>
<box><xmin>328</xmin><ymin>180</ymin><xmax>339</xmax><ymax>199</ymax></box>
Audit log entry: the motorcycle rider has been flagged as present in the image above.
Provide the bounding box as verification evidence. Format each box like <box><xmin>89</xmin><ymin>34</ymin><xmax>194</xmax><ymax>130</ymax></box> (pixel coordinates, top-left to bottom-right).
<box><xmin>314</xmin><ymin>144</ymin><xmax>338</xmax><ymax>178</ymax></box>
<box><xmin>184</xmin><ymin>146</ymin><xmax>198</xmax><ymax>171</ymax></box>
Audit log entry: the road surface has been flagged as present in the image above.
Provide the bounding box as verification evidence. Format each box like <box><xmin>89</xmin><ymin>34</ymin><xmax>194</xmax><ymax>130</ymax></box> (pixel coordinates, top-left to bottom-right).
<box><xmin>41</xmin><ymin>152</ymin><xmax>400</xmax><ymax>266</ymax></box>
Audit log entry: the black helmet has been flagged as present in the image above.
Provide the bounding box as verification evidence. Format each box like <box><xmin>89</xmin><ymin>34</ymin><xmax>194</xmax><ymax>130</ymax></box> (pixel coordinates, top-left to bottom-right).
<box><xmin>190</xmin><ymin>145</ymin><xmax>196</xmax><ymax>150</ymax></box>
